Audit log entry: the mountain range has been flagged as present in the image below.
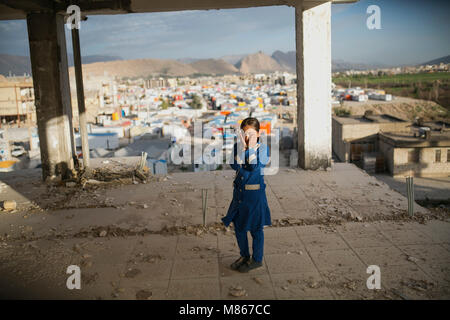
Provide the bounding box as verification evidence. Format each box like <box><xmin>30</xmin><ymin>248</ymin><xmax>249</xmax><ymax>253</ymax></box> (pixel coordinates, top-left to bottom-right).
<box><xmin>0</xmin><ymin>51</ymin><xmax>448</xmax><ymax>78</ymax></box>
<box><xmin>420</xmin><ymin>55</ymin><xmax>450</xmax><ymax>66</ymax></box>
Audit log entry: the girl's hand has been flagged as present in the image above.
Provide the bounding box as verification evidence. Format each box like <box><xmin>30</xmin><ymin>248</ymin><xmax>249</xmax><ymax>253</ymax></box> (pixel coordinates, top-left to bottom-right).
<box><xmin>245</xmin><ymin>128</ymin><xmax>258</xmax><ymax>149</ymax></box>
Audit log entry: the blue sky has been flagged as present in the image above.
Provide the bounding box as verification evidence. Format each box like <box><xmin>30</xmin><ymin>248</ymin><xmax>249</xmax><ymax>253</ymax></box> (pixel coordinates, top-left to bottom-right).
<box><xmin>0</xmin><ymin>0</ymin><xmax>449</xmax><ymax>66</ymax></box>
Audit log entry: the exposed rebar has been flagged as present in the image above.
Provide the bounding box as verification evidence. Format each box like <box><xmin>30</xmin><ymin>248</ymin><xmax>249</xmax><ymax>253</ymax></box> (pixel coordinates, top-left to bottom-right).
<box><xmin>406</xmin><ymin>176</ymin><xmax>414</xmax><ymax>217</ymax></box>
<box><xmin>202</xmin><ymin>188</ymin><xmax>208</xmax><ymax>226</ymax></box>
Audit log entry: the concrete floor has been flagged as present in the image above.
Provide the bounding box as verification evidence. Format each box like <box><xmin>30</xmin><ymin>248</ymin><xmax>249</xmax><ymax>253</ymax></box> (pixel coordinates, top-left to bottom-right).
<box><xmin>0</xmin><ymin>163</ymin><xmax>448</xmax><ymax>299</ymax></box>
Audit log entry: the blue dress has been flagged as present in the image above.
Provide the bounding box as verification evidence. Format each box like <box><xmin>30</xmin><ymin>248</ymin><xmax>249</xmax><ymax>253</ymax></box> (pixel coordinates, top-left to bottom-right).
<box><xmin>221</xmin><ymin>142</ymin><xmax>272</xmax><ymax>232</ymax></box>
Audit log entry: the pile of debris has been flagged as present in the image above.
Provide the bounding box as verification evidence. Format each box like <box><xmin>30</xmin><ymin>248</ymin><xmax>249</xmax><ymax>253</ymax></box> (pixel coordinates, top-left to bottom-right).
<box><xmin>75</xmin><ymin>152</ymin><xmax>153</xmax><ymax>188</ymax></box>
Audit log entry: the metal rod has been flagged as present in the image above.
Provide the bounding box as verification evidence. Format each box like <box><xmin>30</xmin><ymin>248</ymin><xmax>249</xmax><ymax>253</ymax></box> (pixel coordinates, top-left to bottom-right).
<box><xmin>411</xmin><ymin>177</ymin><xmax>414</xmax><ymax>217</ymax></box>
<box><xmin>14</xmin><ymin>85</ymin><xmax>21</xmax><ymax>127</ymax></box>
<box><xmin>407</xmin><ymin>177</ymin><xmax>411</xmax><ymax>216</ymax></box>
<box><xmin>406</xmin><ymin>177</ymin><xmax>410</xmax><ymax>216</ymax></box>
<box><xmin>202</xmin><ymin>188</ymin><xmax>208</xmax><ymax>226</ymax></box>
<box><xmin>406</xmin><ymin>176</ymin><xmax>414</xmax><ymax>217</ymax></box>
<box><xmin>71</xmin><ymin>27</ymin><xmax>90</xmax><ymax>168</ymax></box>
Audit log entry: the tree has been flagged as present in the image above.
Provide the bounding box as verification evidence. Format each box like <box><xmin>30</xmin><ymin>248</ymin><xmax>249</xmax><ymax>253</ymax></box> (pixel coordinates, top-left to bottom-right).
<box><xmin>189</xmin><ymin>94</ymin><xmax>203</xmax><ymax>109</ymax></box>
<box><xmin>160</xmin><ymin>98</ymin><xmax>170</xmax><ymax>110</ymax></box>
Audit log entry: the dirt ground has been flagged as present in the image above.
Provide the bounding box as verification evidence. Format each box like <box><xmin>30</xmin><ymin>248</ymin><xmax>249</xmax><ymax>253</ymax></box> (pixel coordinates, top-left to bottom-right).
<box><xmin>337</xmin><ymin>96</ymin><xmax>448</xmax><ymax>121</ymax></box>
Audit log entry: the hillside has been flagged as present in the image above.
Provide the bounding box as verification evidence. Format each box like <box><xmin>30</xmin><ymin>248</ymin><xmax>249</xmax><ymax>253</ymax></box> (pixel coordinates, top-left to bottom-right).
<box><xmin>72</xmin><ymin>58</ymin><xmax>198</xmax><ymax>78</ymax></box>
<box><xmin>235</xmin><ymin>51</ymin><xmax>285</xmax><ymax>74</ymax></box>
<box><xmin>0</xmin><ymin>54</ymin><xmax>122</xmax><ymax>76</ymax></box>
<box><xmin>4</xmin><ymin>50</ymin><xmax>439</xmax><ymax>77</ymax></box>
<box><xmin>67</xmin><ymin>54</ymin><xmax>122</xmax><ymax>66</ymax></box>
<box><xmin>220</xmin><ymin>54</ymin><xmax>248</xmax><ymax>65</ymax></box>
<box><xmin>272</xmin><ymin>50</ymin><xmax>296</xmax><ymax>71</ymax></box>
<box><xmin>189</xmin><ymin>58</ymin><xmax>238</xmax><ymax>75</ymax></box>
<box><xmin>0</xmin><ymin>54</ymin><xmax>31</xmax><ymax>76</ymax></box>
<box><xmin>420</xmin><ymin>55</ymin><xmax>450</xmax><ymax>66</ymax></box>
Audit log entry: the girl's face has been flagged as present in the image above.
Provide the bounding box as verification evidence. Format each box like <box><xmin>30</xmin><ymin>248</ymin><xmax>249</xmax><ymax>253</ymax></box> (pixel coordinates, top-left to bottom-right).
<box><xmin>242</xmin><ymin>125</ymin><xmax>260</xmax><ymax>146</ymax></box>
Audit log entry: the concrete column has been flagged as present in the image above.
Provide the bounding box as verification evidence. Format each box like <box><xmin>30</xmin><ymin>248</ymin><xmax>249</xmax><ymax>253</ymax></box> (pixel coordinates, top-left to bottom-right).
<box><xmin>295</xmin><ymin>1</ymin><xmax>332</xmax><ymax>169</ymax></box>
<box><xmin>71</xmin><ymin>27</ymin><xmax>90</xmax><ymax>168</ymax></box>
<box><xmin>27</xmin><ymin>12</ymin><xmax>75</xmax><ymax>180</ymax></box>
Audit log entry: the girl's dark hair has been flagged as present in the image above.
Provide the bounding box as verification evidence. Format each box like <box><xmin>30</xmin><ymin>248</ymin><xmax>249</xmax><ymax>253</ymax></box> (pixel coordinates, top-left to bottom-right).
<box><xmin>240</xmin><ymin>117</ymin><xmax>260</xmax><ymax>132</ymax></box>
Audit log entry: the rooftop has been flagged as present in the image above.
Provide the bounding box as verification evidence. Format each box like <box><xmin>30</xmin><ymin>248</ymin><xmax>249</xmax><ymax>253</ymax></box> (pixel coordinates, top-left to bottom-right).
<box><xmin>333</xmin><ymin>114</ymin><xmax>408</xmax><ymax>125</ymax></box>
<box><xmin>380</xmin><ymin>131</ymin><xmax>450</xmax><ymax>148</ymax></box>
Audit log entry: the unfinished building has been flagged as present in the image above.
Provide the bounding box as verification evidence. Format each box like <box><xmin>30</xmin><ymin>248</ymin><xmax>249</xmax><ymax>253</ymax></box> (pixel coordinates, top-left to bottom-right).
<box><xmin>0</xmin><ymin>0</ymin><xmax>357</xmax><ymax>180</ymax></box>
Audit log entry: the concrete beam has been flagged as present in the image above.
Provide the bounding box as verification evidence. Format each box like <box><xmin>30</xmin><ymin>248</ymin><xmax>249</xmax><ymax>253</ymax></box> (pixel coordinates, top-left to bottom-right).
<box><xmin>0</xmin><ymin>0</ymin><xmax>358</xmax><ymax>20</ymax></box>
<box><xmin>295</xmin><ymin>1</ymin><xmax>332</xmax><ymax>169</ymax></box>
<box><xmin>27</xmin><ymin>12</ymin><xmax>75</xmax><ymax>180</ymax></box>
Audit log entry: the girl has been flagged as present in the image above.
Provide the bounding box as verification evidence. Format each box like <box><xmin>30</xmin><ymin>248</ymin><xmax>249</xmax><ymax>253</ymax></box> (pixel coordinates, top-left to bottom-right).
<box><xmin>221</xmin><ymin>117</ymin><xmax>271</xmax><ymax>273</ymax></box>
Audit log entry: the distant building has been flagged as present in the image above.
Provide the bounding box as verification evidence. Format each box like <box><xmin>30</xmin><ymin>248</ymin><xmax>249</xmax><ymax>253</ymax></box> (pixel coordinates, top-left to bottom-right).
<box><xmin>144</xmin><ymin>78</ymin><xmax>166</xmax><ymax>89</ymax></box>
<box><xmin>332</xmin><ymin>113</ymin><xmax>410</xmax><ymax>163</ymax></box>
<box><xmin>379</xmin><ymin>121</ymin><xmax>450</xmax><ymax>177</ymax></box>
<box><xmin>332</xmin><ymin>113</ymin><xmax>450</xmax><ymax>177</ymax></box>
<box><xmin>0</xmin><ymin>80</ymin><xmax>35</xmax><ymax>124</ymax></box>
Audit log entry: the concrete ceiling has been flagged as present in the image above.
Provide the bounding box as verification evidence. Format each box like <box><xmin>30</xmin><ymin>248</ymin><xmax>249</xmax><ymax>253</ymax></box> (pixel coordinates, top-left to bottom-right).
<box><xmin>0</xmin><ymin>0</ymin><xmax>357</xmax><ymax>20</ymax></box>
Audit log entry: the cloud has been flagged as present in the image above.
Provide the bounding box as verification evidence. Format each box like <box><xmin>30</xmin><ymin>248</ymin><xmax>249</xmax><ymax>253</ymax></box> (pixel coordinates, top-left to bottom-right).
<box><xmin>0</xmin><ymin>2</ymin><xmax>448</xmax><ymax>65</ymax></box>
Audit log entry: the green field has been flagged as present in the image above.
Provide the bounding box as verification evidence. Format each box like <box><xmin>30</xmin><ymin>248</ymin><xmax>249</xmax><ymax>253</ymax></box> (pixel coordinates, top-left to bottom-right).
<box><xmin>333</xmin><ymin>72</ymin><xmax>450</xmax><ymax>114</ymax></box>
<box><xmin>333</xmin><ymin>72</ymin><xmax>450</xmax><ymax>85</ymax></box>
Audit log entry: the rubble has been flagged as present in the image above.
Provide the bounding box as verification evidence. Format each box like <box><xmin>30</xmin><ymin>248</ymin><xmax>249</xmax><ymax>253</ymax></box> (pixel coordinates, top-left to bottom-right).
<box><xmin>400</xmin><ymin>279</ymin><xmax>435</xmax><ymax>293</ymax></box>
<box><xmin>136</xmin><ymin>290</ymin><xmax>153</xmax><ymax>300</ymax></box>
<box><xmin>229</xmin><ymin>285</ymin><xmax>247</xmax><ymax>297</ymax></box>
<box><xmin>253</xmin><ymin>277</ymin><xmax>263</xmax><ymax>285</ymax></box>
<box><xmin>82</xmin><ymin>272</ymin><xmax>99</xmax><ymax>285</ymax></box>
<box><xmin>125</xmin><ymin>268</ymin><xmax>142</xmax><ymax>278</ymax></box>
<box><xmin>1</xmin><ymin>200</ymin><xmax>17</xmax><ymax>211</ymax></box>
<box><xmin>407</xmin><ymin>256</ymin><xmax>420</xmax><ymax>263</ymax></box>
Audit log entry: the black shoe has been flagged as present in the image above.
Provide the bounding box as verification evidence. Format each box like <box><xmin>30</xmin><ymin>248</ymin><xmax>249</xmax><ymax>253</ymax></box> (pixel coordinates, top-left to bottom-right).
<box><xmin>238</xmin><ymin>257</ymin><xmax>263</xmax><ymax>273</ymax></box>
<box><xmin>230</xmin><ymin>256</ymin><xmax>250</xmax><ymax>270</ymax></box>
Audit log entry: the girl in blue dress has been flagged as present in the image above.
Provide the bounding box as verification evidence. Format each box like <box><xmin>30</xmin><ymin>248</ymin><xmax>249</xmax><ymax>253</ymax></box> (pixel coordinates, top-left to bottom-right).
<box><xmin>221</xmin><ymin>117</ymin><xmax>272</xmax><ymax>273</ymax></box>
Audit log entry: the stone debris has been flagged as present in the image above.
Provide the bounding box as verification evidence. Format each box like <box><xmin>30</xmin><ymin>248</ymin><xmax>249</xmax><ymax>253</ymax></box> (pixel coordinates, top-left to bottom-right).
<box><xmin>80</xmin><ymin>259</ymin><xmax>92</xmax><ymax>268</ymax></box>
<box><xmin>1</xmin><ymin>200</ymin><xmax>17</xmax><ymax>211</ymax></box>
<box><xmin>142</xmin><ymin>254</ymin><xmax>163</xmax><ymax>263</ymax></box>
<box><xmin>407</xmin><ymin>256</ymin><xmax>420</xmax><ymax>263</ymax></box>
<box><xmin>390</xmin><ymin>288</ymin><xmax>410</xmax><ymax>300</ymax></box>
<box><xmin>99</xmin><ymin>230</ymin><xmax>107</xmax><ymax>237</ymax></box>
<box><xmin>253</xmin><ymin>277</ymin><xmax>263</xmax><ymax>285</ymax></box>
<box><xmin>229</xmin><ymin>285</ymin><xmax>247</xmax><ymax>297</ymax></box>
<box><xmin>400</xmin><ymin>279</ymin><xmax>435</xmax><ymax>293</ymax></box>
<box><xmin>82</xmin><ymin>272</ymin><xmax>99</xmax><ymax>285</ymax></box>
<box><xmin>129</xmin><ymin>253</ymin><xmax>163</xmax><ymax>264</ymax></box>
<box><xmin>125</xmin><ymin>268</ymin><xmax>142</xmax><ymax>278</ymax></box>
<box><xmin>343</xmin><ymin>280</ymin><xmax>358</xmax><ymax>291</ymax></box>
<box><xmin>136</xmin><ymin>289</ymin><xmax>153</xmax><ymax>300</ymax></box>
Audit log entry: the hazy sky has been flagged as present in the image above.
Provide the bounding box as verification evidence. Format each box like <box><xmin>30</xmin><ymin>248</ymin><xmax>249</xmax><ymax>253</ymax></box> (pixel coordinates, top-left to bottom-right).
<box><xmin>0</xmin><ymin>0</ymin><xmax>448</xmax><ymax>66</ymax></box>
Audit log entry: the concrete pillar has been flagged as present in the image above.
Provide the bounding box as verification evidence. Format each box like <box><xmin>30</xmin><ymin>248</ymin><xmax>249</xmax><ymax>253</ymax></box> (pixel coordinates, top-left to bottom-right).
<box><xmin>295</xmin><ymin>2</ymin><xmax>332</xmax><ymax>169</ymax></box>
<box><xmin>27</xmin><ymin>12</ymin><xmax>75</xmax><ymax>180</ymax></box>
<box><xmin>71</xmin><ymin>27</ymin><xmax>90</xmax><ymax>168</ymax></box>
